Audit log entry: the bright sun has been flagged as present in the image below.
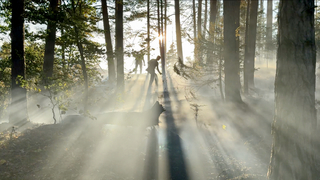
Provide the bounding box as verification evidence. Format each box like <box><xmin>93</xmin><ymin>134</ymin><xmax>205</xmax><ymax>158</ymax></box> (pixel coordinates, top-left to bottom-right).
<box><xmin>157</xmin><ymin>34</ymin><xmax>163</xmax><ymax>41</ymax></box>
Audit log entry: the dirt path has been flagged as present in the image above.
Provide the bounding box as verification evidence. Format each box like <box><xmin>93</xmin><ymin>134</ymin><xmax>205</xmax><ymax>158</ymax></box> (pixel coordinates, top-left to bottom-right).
<box><xmin>0</xmin><ymin>71</ymin><xmax>275</xmax><ymax>180</ymax></box>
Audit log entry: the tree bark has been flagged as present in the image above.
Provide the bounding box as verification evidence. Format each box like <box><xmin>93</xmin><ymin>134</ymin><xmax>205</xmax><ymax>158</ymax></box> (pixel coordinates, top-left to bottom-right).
<box><xmin>244</xmin><ymin>0</ymin><xmax>250</xmax><ymax>94</ymax></box>
<box><xmin>157</xmin><ymin>0</ymin><xmax>161</xmax><ymax>54</ymax></box>
<box><xmin>244</xmin><ymin>0</ymin><xmax>258</xmax><ymax>93</ymax></box>
<box><xmin>115</xmin><ymin>0</ymin><xmax>124</xmax><ymax>92</ymax></box>
<box><xmin>160</xmin><ymin>0</ymin><xmax>167</xmax><ymax>92</ymax></box>
<box><xmin>197</xmin><ymin>0</ymin><xmax>203</xmax><ymax>65</ymax></box>
<box><xmin>206</xmin><ymin>0</ymin><xmax>217</xmax><ymax>66</ymax></box>
<box><xmin>197</xmin><ymin>0</ymin><xmax>202</xmax><ymax>37</ymax></box>
<box><xmin>223</xmin><ymin>0</ymin><xmax>242</xmax><ymax>103</ymax></box>
<box><xmin>164</xmin><ymin>0</ymin><xmax>167</xmax><ymax>53</ymax></box>
<box><xmin>266</xmin><ymin>0</ymin><xmax>273</xmax><ymax>51</ymax></box>
<box><xmin>101</xmin><ymin>0</ymin><xmax>116</xmax><ymax>81</ymax></box>
<box><xmin>193</xmin><ymin>0</ymin><xmax>196</xmax><ymax>61</ymax></box>
<box><xmin>203</xmin><ymin>0</ymin><xmax>207</xmax><ymax>36</ymax></box>
<box><xmin>175</xmin><ymin>0</ymin><xmax>183</xmax><ymax>61</ymax></box>
<box><xmin>61</xmin><ymin>28</ymin><xmax>67</xmax><ymax>78</ymax></box>
<box><xmin>43</xmin><ymin>0</ymin><xmax>59</xmax><ymax>80</ymax></box>
<box><xmin>257</xmin><ymin>0</ymin><xmax>264</xmax><ymax>56</ymax></box>
<box><xmin>267</xmin><ymin>1</ymin><xmax>318</xmax><ymax>179</ymax></box>
<box><xmin>147</xmin><ymin>0</ymin><xmax>150</xmax><ymax>62</ymax></box>
<box><xmin>10</xmin><ymin>0</ymin><xmax>29</xmax><ymax>125</ymax></box>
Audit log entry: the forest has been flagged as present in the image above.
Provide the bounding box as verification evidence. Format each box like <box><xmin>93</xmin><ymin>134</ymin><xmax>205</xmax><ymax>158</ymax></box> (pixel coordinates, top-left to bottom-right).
<box><xmin>0</xmin><ymin>0</ymin><xmax>319</xmax><ymax>179</ymax></box>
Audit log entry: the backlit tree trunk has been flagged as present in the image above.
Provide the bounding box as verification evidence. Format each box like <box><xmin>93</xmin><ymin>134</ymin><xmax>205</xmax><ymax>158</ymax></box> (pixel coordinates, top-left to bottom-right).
<box><xmin>43</xmin><ymin>0</ymin><xmax>59</xmax><ymax>80</ymax></box>
<box><xmin>10</xmin><ymin>0</ymin><xmax>29</xmax><ymax>125</ymax></box>
<box><xmin>101</xmin><ymin>0</ymin><xmax>116</xmax><ymax>81</ymax></box>
<box><xmin>197</xmin><ymin>0</ymin><xmax>202</xmax><ymax>36</ymax></box>
<box><xmin>203</xmin><ymin>0</ymin><xmax>207</xmax><ymax>36</ymax></box>
<box><xmin>244</xmin><ymin>0</ymin><xmax>258</xmax><ymax>93</ymax></box>
<box><xmin>164</xmin><ymin>0</ymin><xmax>167</xmax><ymax>53</ymax></box>
<box><xmin>223</xmin><ymin>0</ymin><xmax>242</xmax><ymax>103</ymax></box>
<box><xmin>197</xmin><ymin>0</ymin><xmax>203</xmax><ymax>65</ymax></box>
<box><xmin>206</xmin><ymin>0</ymin><xmax>217</xmax><ymax>66</ymax></box>
<box><xmin>266</xmin><ymin>0</ymin><xmax>273</xmax><ymax>51</ymax></box>
<box><xmin>115</xmin><ymin>0</ymin><xmax>124</xmax><ymax>92</ymax></box>
<box><xmin>267</xmin><ymin>0</ymin><xmax>318</xmax><ymax>179</ymax></box>
<box><xmin>147</xmin><ymin>0</ymin><xmax>150</xmax><ymax>62</ymax></box>
<box><xmin>193</xmin><ymin>0</ymin><xmax>196</xmax><ymax>61</ymax></box>
<box><xmin>175</xmin><ymin>0</ymin><xmax>183</xmax><ymax>61</ymax></box>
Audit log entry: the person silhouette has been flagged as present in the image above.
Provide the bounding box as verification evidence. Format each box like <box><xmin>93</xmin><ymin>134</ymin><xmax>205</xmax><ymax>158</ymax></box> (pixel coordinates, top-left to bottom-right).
<box><xmin>132</xmin><ymin>51</ymin><xmax>145</xmax><ymax>74</ymax></box>
<box><xmin>146</xmin><ymin>55</ymin><xmax>161</xmax><ymax>88</ymax></box>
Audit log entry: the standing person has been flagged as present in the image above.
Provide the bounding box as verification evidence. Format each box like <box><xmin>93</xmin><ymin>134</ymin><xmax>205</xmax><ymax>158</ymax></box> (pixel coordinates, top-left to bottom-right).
<box><xmin>146</xmin><ymin>55</ymin><xmax>162</xmax><ymax>88</ymax></box>
<box><xmin>133</xmin><ymin>50</ymin><xmax>145</xmax><ymax>74</ymax></box>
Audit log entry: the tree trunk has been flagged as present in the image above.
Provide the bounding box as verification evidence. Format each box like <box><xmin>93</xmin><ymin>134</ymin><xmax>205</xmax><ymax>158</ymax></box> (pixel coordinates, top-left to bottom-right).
<box><xmin>203</xmin><ymin>0</ymin><xmax>207</xmax><ymax>36</ymax></box>
<box><xmin>161</xmin><ymin>0</ymin><xmax>164</xmax><ymax>41</ymax></box>
<box><xmin>243</xmin><ymin>0</ymin><xmax>250</xmax><ymax>93</ymax></box>
<box><xmin>197</xmin><ymin>0</ymin><xmax>202</xmax><ymax>36</ymax></box>
<box><xmin>244</xmin><ymin>0</ymin><xmax>258</xmax><ymax>93</ymax></box>
<box><xmin>266</xmin><ymin>0</ymin><xmax>273</xmax><ymax>52</ymax></box>
<box><xmin>206</xmin><ymin>0</ymin><xmax>217</xmax><ymax>66</ymax></box>
<box><xmin>101</xmin><ymin>0</ymin><xmax>116</xmax><ymax>81</ymax></box>
<box><xmin>61</xmin><ymin>28</ymin><xmax>67</xmax><ymax>78</ymax></box>
<box><xmin>160</xmin><ymin>0</ymin><xmax>167</xmax><ymax>92</ymax></box>
<box><xmin>147</xmin><ymin>0</ymin><xmax>150</xmax><ymax>62</ymax></box>
<box><xmin>218</xmin><ymin>33</ymin><xmax>224</xmax><ymax>100</ymax></box>
<box><xmin>157</xmin><ymin>0</ymin><xmax>165</xmax><ymax>61</ymax></box>
<box><xmin>75</xmin><ymin>29</ymin><xmax>88</xmax><ymax>112</ymax></box>
<box><xmin>164</xmin><ymin>0</ymin><xmax>167</xmax><ymax>53</ymax></box>
<box><xmin>175</xmin><ymin>0</ymin><xmax>183</xmax><ymax>61</ymax></box>
<box><xmin>115</xmin><ymin>0</ymin><xmax>124</xmax><ymax>93</ymax></box>
<box><xmin>223</xmin><ymin>0</ymin><xmax>242</xmax><ymax>103</ymax></box>
<box><xmin>267</xmin><ymin>1</ymin><xmax>318</xmax><ymax>179</ymax></box>
<box><xmin>257</xmin><ymin>0</ymin><xmax>264</xmax><ymax>57</ymax></box>
<box><xmin>157</xmin><ymin>0</ymin><xmax>161</xmax><ymax>54</ymax></box>
<box><xmin>43</xmin><ymin>0</ymin><xmax>59</xmax><ymax>81</ymax></box>
<box><xmin>197</xmin><ymin>0</ymin><xmax>203</xmax><ymax>65</ymax></box>
<box><xmin>10</xmin><ymin>0</ymin><xmax>29</xmax><ymax>126</ymax></box>
<box><xmin>71</xmin><ymin>0</ymin><xmax>89</xmax><ymax>112</ymax></box>
<box><xmin>193</xmin><ymin>0</ymin><xmax>196</xmax><ymax>61</ymax></box>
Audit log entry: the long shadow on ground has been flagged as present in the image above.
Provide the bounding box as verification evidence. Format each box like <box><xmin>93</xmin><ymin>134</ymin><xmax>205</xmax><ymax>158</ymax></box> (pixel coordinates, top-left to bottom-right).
<box><xmin>143</xmin><ymin>74</ymin><xmax>159</xmax><ymax>180</ymax></box>
<box><xmin>143</xmin><ymin>71</ymin><xmax>189</xmax><ymax>180</ymax></box>
<box><xmin>163</xmin><ymin>72</ymin><xmax>189</xmax><ymax>180</ymax></box>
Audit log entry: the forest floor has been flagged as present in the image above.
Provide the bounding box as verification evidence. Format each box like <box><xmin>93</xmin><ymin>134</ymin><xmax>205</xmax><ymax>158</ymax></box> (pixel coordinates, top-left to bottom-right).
<box><xmin>0</xmin><ymin>62</ymin><xmax>286</xmax><ymax>180</ymax></box>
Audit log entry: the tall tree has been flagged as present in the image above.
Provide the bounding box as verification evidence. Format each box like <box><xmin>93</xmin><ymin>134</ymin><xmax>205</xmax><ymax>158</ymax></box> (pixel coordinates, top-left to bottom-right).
<box><xmin>70</xmin><ymin>0</ymin><xmax>89</xmax><ymax>112</ymax></box>
<box><xmin>206</xmin><ymin>0</ymin><xmax>217</xmax><ymax>66</ymax></box>
<box><xmin>244</xmin><ymin>0</ymin><xmax>258</xmax><ymax>94</ymax></box>
<box><xmin>157</xmin><ymin>0</ymin><xmax>162</xmax><ymax>56</ymax></box>
<box><xmin>193</xmin><ymin>0</ymin><xmax>196</xmax><ymax>61</ymax></box>
<box><xmin>175</xmin><ymin>0</ymin><xmax>183</xmax><ymax>61</ymax></box>
<box><xmin>147</xmin><ymin>0</ymin><xmax>150</xmax><ymax>62</ymax></box>
<box><xmin>10</xmin><ymin>0</ymin><xmax>29</xmax><ymax>125</ymax></box>
<box><xmin>116</xmin><ymin>0</ymin><xmax>124</xmax><ymax>92</ymax></box>
<box><xmin>43</xmin><ymin>0</ymin><xmax>59</xmax><ymax>81</ymax></box>
<box><xmin>267</xmin><ymin>0</ymin><xmax>318</xmax><ymax>179</ymax></box>
<box><xmin>203</xmin><ymin>0</ymin><xmax>208</xmax><ymax>36</ymax></box>
<box><xmin>256</xmin><ymin>0</ymin><xmax>265</xmax><ymax>55</ymax></box>
<box><xmin>197</xmin><ymin>0</ymin><xmax>202</xmax><ymax>36</ymax></box>
<box><xmin>223</xmin><ymin>0</ymin><xmax>242</xmax><ymax>102</ymax></box>
<box><xmin>209</xmin><ymin>0</ymin><xmax>217</xmax><ymax>27</ymax></box>
<box><xmin>197</xmin><ymin>0</ymin><xmax>203</xmax><ymax>64</ymax></box>
<box><xmin>164</xmin><ymin>0</ymin><xmax>167</xmax><ymax>53</ymax></box>
<box><xmin>160</xmin><ymin>0</ymin><xmax>168</xmax><ymax>95</ymax></box>
<box><xmin>160</xmin><ymin>0</ymin><xmax>166</xmax><ymax>65</ymax></box>
<box><xmin>101</xmin><ymin>0</ymin><xmax>116</xmax><ymax>81</ymax></box>
<box><xmin>266</xmin><ymin>0</ymin><xmax>273</xmax><ymax>51</ymax></box>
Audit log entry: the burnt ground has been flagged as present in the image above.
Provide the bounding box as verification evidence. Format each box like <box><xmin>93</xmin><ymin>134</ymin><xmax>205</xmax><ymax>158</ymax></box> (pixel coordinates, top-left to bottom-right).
<box><xmin>0</xmin><ymin>69</ymin><xmax>279</xmax><ymax>180</ymax></box>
